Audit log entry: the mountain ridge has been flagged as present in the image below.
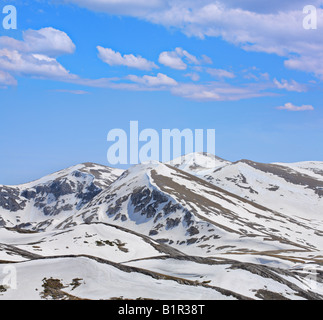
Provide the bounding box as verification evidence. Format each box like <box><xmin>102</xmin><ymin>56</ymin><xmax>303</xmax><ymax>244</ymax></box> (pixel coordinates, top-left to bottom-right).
<box><xmin>0</xmin><ymin>153</ymin><xmax>322</xmax><ymax>300</ymax></box>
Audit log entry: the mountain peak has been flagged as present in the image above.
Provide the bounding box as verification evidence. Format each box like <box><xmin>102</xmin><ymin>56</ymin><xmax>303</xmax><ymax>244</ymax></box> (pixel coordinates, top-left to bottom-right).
<box><xmin>168</xmin><ymin>152</ymin><xmax>231</xmax><ymax>173</ymax></box>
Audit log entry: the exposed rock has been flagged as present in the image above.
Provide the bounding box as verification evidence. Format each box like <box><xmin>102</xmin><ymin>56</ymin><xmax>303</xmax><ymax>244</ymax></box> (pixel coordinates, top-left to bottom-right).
<box><xmin>0</xmin><ymin>187</ymin><xmax>26</xmax><ymax>212</ymax></box>
<box><xmin>187</xmin><ymin>226</ymin><xmax>200</xmax><ymax>236</ymax></box>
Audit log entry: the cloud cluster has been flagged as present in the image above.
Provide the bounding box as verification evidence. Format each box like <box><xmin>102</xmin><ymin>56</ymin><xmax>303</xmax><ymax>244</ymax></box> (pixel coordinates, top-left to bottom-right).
<box><xmin>273</xmin><ymin>79</ymin><xmax>307</xmax><ymax>93</ymax></box>
<box><xmin>0</xmin><ymin>27</ymin><xmax>75</xmax><ymax>57</ymax></box>
<box><xmin>218</xmin><ymin>0</ymin><xmax>321</xmax><ymax>14</ymax></box>
<box><xmin>127</xmin><ymin>73</ymin><xmax>177</xmax><ymax>87</ymax></box>
<box><xmin>159</xmin><ymin>49</ymin><xmax>188</xmax><ymax>70</ymax></box>
<box><xmin>171</xmin><ymin>82</ymin><xmax>273</xmax><ymax>101</ymax></box>
<box><xmin>0</xmin><ymin>23</ymin><xmax>313</xmax><ymax>105</ymax></box>
<box><xmin>158</xmin><ymin>47</ymin><xmax>209</xmax><ymax>70</ymax></box>
<box><xmin>207</xmin><ymin>68</ymin><xmax>235</xmax><ymax>79</ymax></box>
<box><xmin>0</xmin><ymin>28</ymin><xmax>124</xmax><ymax>89</ymax></box>
<box><xmin>97</xmin><ymin>47</ymin><xmax>158</xmax><ymax>70</ymax></box>
<box><xmin>0</xmin><ymin>28</ymin><xmax>77</xmax><ymax>84</ymax></box>
<box><xmin>64</xmin><ymin>0</ymin><xmax>323</xmax><ymax>78</ymax></box>
<box><xmin>150</xmin><ymin>2</ymin><xmax>323</xmax><ymax>79</ymax></box>
<box><xmin>277</xmin><ymin>102</ymin><xmax>314</xmax><ymax>112</ymax></box>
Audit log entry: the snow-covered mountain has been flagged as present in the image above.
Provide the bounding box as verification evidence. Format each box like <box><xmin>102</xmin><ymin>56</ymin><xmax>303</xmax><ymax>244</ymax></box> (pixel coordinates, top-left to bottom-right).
<box><xmin>0</xmin><ymin>163</ymin><xmax>123</xmax><ymax>230</ymax></box>
<box><xmin>0</xmin><ymin>155</ymin><xmax>322</xmax><ymax>300</ymax></box>
<box><xmin>168</xmin><ymin>153</ymin><xmax>231</xmax><ymax>174</ymax></box>
<box><xmin>174</xmin><ymin>153</ymin><xmax>323</xmax><ymax>221</ymax></box>
<box><xmin>61</xmin><ymin>161</ymin><xmax>323</xmax><ymax>256</ymax></box>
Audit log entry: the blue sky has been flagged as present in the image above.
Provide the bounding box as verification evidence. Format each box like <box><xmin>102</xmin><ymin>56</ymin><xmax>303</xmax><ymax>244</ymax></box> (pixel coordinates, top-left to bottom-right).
<box><xmin>0</xmin><ymin>0</ymin><xmax>323</xmax><ymax>184</ymax></box>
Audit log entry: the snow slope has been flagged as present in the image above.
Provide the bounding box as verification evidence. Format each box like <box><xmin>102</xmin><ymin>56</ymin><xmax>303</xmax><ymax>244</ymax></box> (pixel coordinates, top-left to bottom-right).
<box><xmin>168</xmin><ymin>153</ymin><xmax>231</xmax><ymax>175</ymax></box>
<box><xmin>171</xmin><ymin>154</ymin><xmax>323</xmax><ymax>221</ymax></box>
<box><xmin>0</xmin><ymin>257</ymin><xmax>237</xmax><ymax>300</ymax></box>
<box><xmin>60</xmin><ymin>161</ymin><xmax>323</xmax><ymax>261</ymax></box>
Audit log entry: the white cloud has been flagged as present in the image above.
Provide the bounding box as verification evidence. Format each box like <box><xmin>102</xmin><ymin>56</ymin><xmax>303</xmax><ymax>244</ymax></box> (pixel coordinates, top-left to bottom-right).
<box><xmin>23</xmin><ymin>28</ymin><xmax>76</xmax><ymax>56</ymax></box>
<box><xmin>159</xmin><ymin>49</ymin><xmax>188</xmax><ymax>70</ymax></box>
<box><xmin>172</xmin><ymin>84</ymin><xmax>221</xmax><ymax>101</ymax></box>
<box><xmin>54</xmin><ymin>89</ymin><xmax>90</xmax><ymax>95</ymax></box>
<box><xmin>243</xmin><ymin>70</ymin><xmax>270</xmax><ymax>81</ymax></box>
<box><xmin>207</xmin><ymin>68</ymin><xmax>235</xmax><ymax>79</ymax></box>
<box><xmin>201</xmin><ymin>54</ymin><xmax>213</xmax><ymax>65</ymax></box>
<box><xmin>0</xmin><ymin>49</ymin><xmax>76</xmax><ymax>81</ymax></box>
<box><xmin>0</xmin><ymin>70</ymin><xmax>17</xmax><ymax>87</ymax></box>
<box><xmin>274</xmin><ymin>79</ymin><xmax>307</xmax><ymax>92</ymax></box>
<box><xmin>159</xmin><ymin>47</ymin><xmax>210</xmax><ymax>70</ymax></box>
<box><xmin>260</xmin><ymin>73</ymin><xmax>270</xmax><ymax>80</ymax></box>
<box><xmin>0</xmin><ymin>28</ymin><xmax>76</xmax><ymax>57</ymax></box>
<box><xmin>175</xmin><ymin>47</ymin><xmax>199</xmax><ymax>65</ymax></box>
<box><xmin>284</xmin><ymin>54</ymin><xmax>323</xmax><ymax>79</ymax></box>
<box><xmin>0</xmin><ymin>28</ymin><xmax>78</xmax><ymax>87</ymax></box>
<box><xmin>276</xmin><ymin>102</ymin><xmax>314</xmax><ymax>111</ymax></box>
<box><xmin>184</xmin><ymin>72</ymin><xmax>200</xmax><ymax>81</ymax></box>
<box><xmin>64</xmin><ymin>0</ymin><xmax>166</xmax><ymax>16</ymax></box>
<box><xmin>221</xmin><ymin>0</ymin><xmax>320</xmax><ymax>14</ymax></box>
<box><xmin>127</xmin><ymin>73</ymin><xmax>178</xmax><ymax>87</ymax></box>
<box><xmin>97</xmin><ymin>46</ymin><xmax>158</xmax><ymax>70</ymax></box>
<box><xmin>171</xmin><ymin>81</ymin><xmax>273</xmax><ymax>101</ymax></box>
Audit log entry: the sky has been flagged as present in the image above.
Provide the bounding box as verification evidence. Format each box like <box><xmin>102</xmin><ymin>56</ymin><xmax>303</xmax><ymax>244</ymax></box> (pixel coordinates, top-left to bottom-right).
<box><xmin>0</xmin><ymin>0</ymin><xmax>323</xmax><ymax>185</ymax></box>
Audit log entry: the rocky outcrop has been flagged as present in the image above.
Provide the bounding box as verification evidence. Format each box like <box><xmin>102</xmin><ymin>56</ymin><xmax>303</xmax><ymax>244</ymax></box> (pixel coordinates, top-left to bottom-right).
<box><xmin>0</xmin><ymin>186</ymin><xmax>26</xmax><ymax>212</ymax></box>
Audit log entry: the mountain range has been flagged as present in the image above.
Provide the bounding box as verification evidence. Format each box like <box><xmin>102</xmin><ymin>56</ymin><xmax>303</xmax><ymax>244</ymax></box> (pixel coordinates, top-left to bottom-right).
<box><xmin>0</xmin><ymin>153</ymin><xmax>322</xmax><ymax>300</ymax></box>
